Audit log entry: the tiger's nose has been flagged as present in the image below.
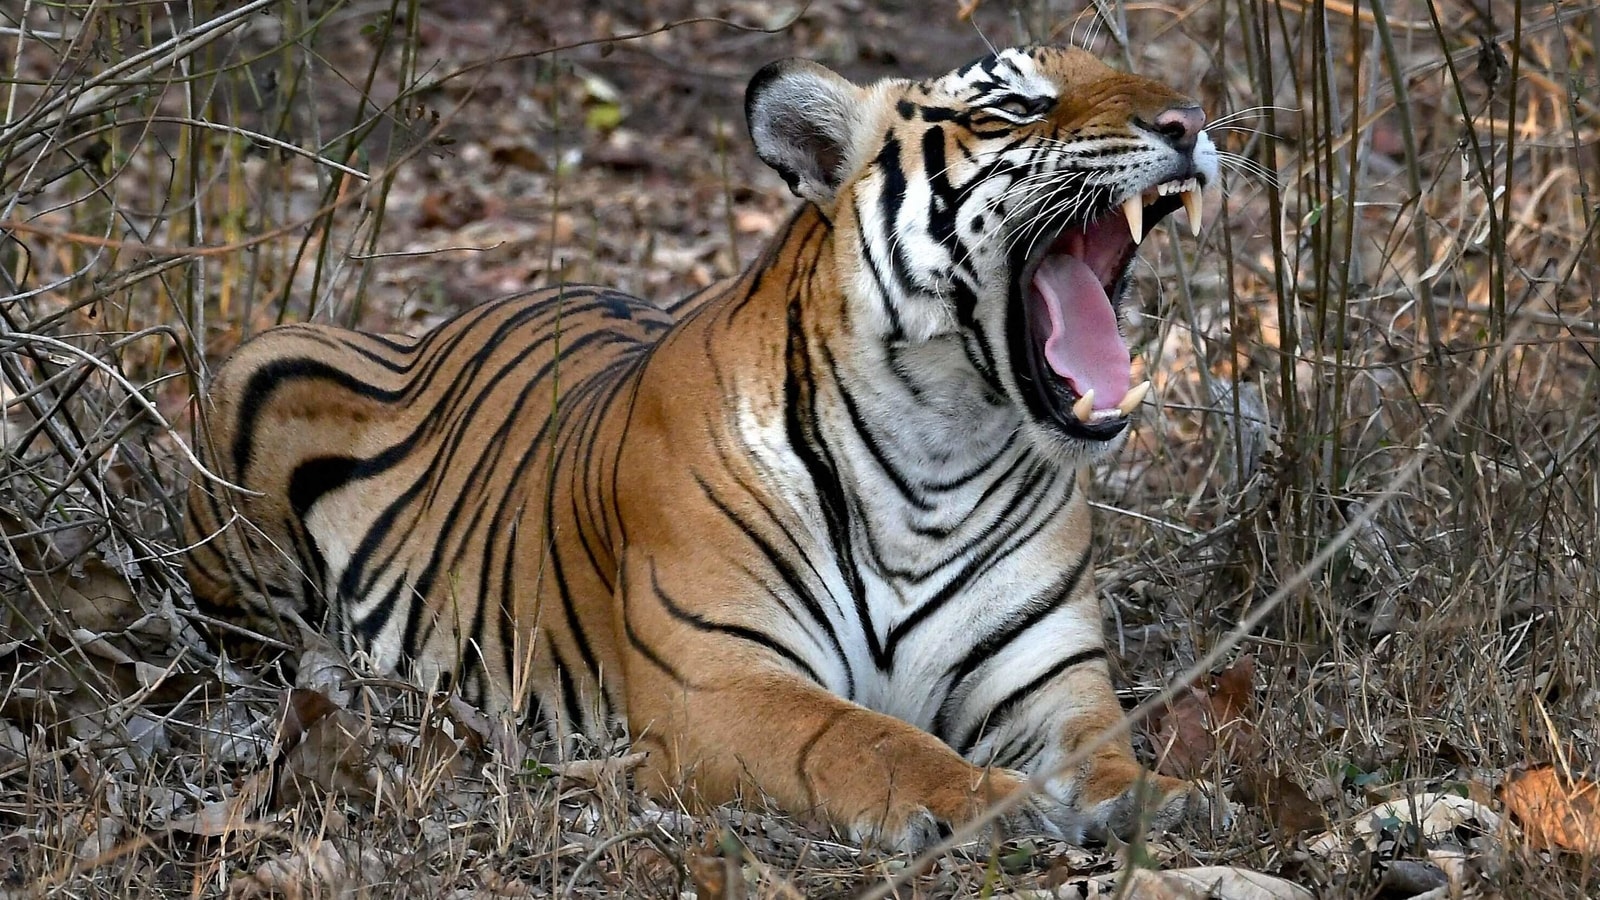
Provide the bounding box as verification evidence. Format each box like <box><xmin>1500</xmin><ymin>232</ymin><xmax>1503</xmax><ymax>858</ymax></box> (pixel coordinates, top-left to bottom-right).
<box><xmin>1150</xmin><ymin>104</ymin><xmax>1205</xmax><ymax>154</ymax></box>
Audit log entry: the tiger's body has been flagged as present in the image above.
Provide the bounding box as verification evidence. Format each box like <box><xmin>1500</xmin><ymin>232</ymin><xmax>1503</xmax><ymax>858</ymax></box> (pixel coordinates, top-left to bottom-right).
<box><xmin>187</xmin><ymin>45</ymin><xmax>1222</xmax><ymax>847</ymax></box>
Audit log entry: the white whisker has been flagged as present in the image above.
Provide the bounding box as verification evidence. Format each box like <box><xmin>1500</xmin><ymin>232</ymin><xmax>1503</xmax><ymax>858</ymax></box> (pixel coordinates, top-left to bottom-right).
<box><xmin>971</xmin><ymin>19</ymin><xmax>997</xmax><ymax>56</ymax></box>
<box><xmin>1208</xmin><ymin>105</ymin><xmax>1299</xmax><ymax>128</ymax></box>
<box><xmin>1207</xmin><ymin>124</ymin><xmax>1277</xmax><ymax>138</ymax></box>
<box><xmin>1215</xmin><ymin>150</ymin><xmax>1281</xmax><ymax>189</ymax></box>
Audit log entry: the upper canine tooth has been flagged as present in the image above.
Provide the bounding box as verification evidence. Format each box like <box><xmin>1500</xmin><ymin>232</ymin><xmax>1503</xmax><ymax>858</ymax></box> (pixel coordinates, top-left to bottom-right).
<box><xmin>1122</xmin><ymin>197</ymin><xmax>1143</xmax><ymax>243</ymax></box>
<box><xmin>1116</xmin><ymin>381</ymin><xmax>1151</xmax><ymax>415</ymax></box>
<box><xmin>1181</xmin><ymin>187</ymin><xmax>1203</xmax><ymax>237</ymax></box>
<box><xmin>1073</xmin><ymin>390</ymin><xmax>1095</xmax><ymax>422</ymax></box>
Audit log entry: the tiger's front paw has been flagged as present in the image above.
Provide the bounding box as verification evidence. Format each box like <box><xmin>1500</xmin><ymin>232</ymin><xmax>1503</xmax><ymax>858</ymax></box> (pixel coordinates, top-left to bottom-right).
<box><xmin>1083</xmin><ymin>772</ymin><xmax>1231</xmax><ymax>841</ymax></box>
<box><xmin>848</xmin><ymin>767</ymin><xmax>1058</xmax><ymax>852</ymax></box>
<box><xmin>848</xmin><ymin>806</ymin><xmax>946</xmax><ymax>854</ymax></box>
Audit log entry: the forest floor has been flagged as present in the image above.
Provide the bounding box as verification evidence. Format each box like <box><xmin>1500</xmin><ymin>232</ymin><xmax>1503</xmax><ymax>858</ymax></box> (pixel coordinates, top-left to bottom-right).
<box><xmin>2</xmin><ymin>1</ymin><xmax>1598</xmax><ymax>897</ymax></box>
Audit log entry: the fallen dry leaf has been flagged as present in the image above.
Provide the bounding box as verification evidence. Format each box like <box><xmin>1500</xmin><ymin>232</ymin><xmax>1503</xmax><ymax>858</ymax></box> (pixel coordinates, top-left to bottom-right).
<box><xmin>1427</xmin><ymin>845</ymin><xmax>1475</xmax><ymax>892</ymax></box>
<box><xmin>688</xmin><ymin>853</ymin><xmax>740</xmax><ymax>900</ymax></box>
<box><xmin>443</xmin><ymin>694</ymin><xmax>527</xmax><ymax>763</ymax></box>
<box><xmin>1375</xmin><ymin>859</ymin><xmax>1448</xmax><ymax>896</ymax></box>
<box><xmin>228</xmin><ymin>840</ymin><xmax>388</xmax><ymax>900</ymax></box>
<box><xmin>1149</xmin><ymin>687</ymin><xmax>1211</xmax><ymax>777</ymax></box>
<box><xmin>1309</xmin><ymin>792</ymin><xmax>1506</xmax><ymax>858</ymax></box>
<box><xmin>734</xmin><ymin>208</ymin><xmax>780</xmax><ymax>234</ymax></box>
<box><xmin>32</xmin><ymin>558</ymin><xmax>141</xmax><ymax>633</ymax></box>
<box><xmin>1061</xmin><ymin>866</ymin><xmax>1314</xmax><ymax>900</ymax></box>
<box><xmin>274</xmin><ymin>704</ymin><xmax>377</xmax><ymax>807</ymax></box>
<box><xmin>1111</xmin><ymin>868</ymin><xmax>1208</xmax><ymax>899</ymax></box>
<box><xmin>1149</xmin><ymin>655</ymin><xmax>1257</xmax><ymax>777</ymax></box>
<box><xmin>1159</xmin><ymin>866</ymin><xmax>1316</xmax><ymax>900</ymax></box>
<box><xmin>488</xmin><ymin>141</ymin><xmax>547</xmax><ymax>172</ymax></box>
<box><xmin>295</xmin><ymin>646</ymin><xmax>356</xmax><ymax>707</ymax></box>
<box><xmin>688</xmin><ymin>830</ymin><xmax>754</xmax><ymax>900</ymax></box>
<box><xmin>278</xmin><ymin>688</ymin><xmax>339</xmax><ymax>748</ymax></box>
<box><xmin>165</xmin><ymin>769</ymin><xmax>274</xmax><ymax>837</ymax></box>
<box><xmin>74</xmin><ymin>815</ymin><xmax>123</xmax><ymax>864</ymax></box>
<box><xmin>1501</xmin><ymin>766</ymin><xmax>1600</xmax><ymax>854</ymax></box>
<box><xmin>477</xmin><ymin>869</ymin><xmax>536</xmax><ymax>897</ymax></box>
<box><xmin>417</xmin><ymin>188</ymin><xmax>487</xmax><ymax>230</ymax></box>
<box><xmin>1236</xmin><ymin>771</ymin><xmax>1323</xmax><ymax>837</ymax></box>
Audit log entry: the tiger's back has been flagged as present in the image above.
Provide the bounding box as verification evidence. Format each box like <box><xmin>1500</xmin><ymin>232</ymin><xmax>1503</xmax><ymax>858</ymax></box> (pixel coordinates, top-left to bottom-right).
<box><xmin>186</xmin><ymin>286</ymin><xmax>671</xmax><ymax>715</ymax></box>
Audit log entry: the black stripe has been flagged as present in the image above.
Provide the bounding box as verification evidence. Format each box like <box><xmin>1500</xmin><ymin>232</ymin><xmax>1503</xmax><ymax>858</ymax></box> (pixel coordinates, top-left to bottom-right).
<box><xmin>946</xmin><ymin>545</ymin><xmax>1091</xmax><ymax>689</ymax></box>
<box><xmin>832</xmin><ymin>360</ymin><xmax>935</xmax><ymax>514</ymax></box>
<box><xmin>233</xmin><ymin>358</ymin><xmax>401</xmax><ymax>479</ymax></box>
<box><xmin>500</xmin><ymin>517</ymin><xmax>522</xmax><ymax>713</ymax></box>
<box><xmin>908</xmin><ymin>447</ymin><xmax>1027</xmax><ymax>539</ymax></box>
<box><xmin>957</xmin><ymin>647</ymin><xmax>1107</xmax><ymax>756</ymax></box>
<box><xmin>784</xmin><ymin>293</ymin><xmax>884</xmax><ymax>669</ymax></box>
<box><xmin>619</xmin><ymin>558</ymin><xmax>688</xmax><ymax>687</ymax></box>
<box><xmin>557</xmin><ymin>659</ymin><xmax>586</xmax><ymax>734</ymax></box>
<box><xmin>932</xmin><ymin>545</ymin><xmax>1093</xmax><ymax>739</ymax></box>
<box><xmin>693</xmin><ymin>473</ymin><xmax>851</xmax><ymax>689</ymax></box>
<box><xmin>877</xmin><ymin>132</ymin><xmax>928</xmax><ymax>296</ymax></box>
<box><xmin>874</xmin><ymin>455</ymin><xmax>1058</xmax><ymax>586</ymax></box>
<box><xmin>285</xmin><ymin>455</ymin><xmax>361</xmax><ymax>622</ymax></box>
<box><xmin>646</xmin><ymin>563</ymin><xmax>822</xmax><ymax>685</ymax></box>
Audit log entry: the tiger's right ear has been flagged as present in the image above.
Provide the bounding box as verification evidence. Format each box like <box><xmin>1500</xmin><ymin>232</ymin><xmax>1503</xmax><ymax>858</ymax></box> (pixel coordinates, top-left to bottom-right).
<box><xmin>746</xmin><ymin>59</ymin><xmax>864</xmax><ymax>207</ymax></box>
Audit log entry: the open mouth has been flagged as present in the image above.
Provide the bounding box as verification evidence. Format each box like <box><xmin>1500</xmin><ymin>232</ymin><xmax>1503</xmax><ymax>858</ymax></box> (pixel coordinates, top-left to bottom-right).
<box><xmin>1011</xmin><ymin>177</ymin><xmax>1204</xmax><ymax>442</ymax></box>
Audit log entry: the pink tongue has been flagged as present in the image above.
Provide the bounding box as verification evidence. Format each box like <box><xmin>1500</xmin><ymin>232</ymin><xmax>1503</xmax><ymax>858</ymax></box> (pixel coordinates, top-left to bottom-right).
<box><xmin>1032</xmin><ymin>254</ymin><xmax>1131</xmax><ymax>407</ymax></box>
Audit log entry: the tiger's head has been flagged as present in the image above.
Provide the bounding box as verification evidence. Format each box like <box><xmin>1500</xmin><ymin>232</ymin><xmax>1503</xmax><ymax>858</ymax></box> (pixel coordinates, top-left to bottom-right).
<box><xmin>746</xmin><ymin>45</ymin><xmax>1217</xmax><ymax>460</ymax></box>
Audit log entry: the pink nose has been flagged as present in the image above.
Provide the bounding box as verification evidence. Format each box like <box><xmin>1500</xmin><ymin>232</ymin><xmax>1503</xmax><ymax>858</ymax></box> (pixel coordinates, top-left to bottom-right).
<box><xmin>1152</xmin><ymin>104</ymin><xmax>1205</xmax><ymax>152</ymax></box>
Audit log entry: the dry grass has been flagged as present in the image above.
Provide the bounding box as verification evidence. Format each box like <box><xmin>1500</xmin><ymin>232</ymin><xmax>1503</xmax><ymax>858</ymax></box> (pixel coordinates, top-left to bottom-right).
<box><xmin>1</xmin><ymin>1</ymin><xmax>1597</xmax><ymax>897</ymax></box>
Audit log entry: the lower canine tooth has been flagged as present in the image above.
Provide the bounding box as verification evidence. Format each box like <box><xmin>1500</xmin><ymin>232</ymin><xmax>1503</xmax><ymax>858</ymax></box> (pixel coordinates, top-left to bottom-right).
<box><xmin>1122</xmin><ymin>196</ymin><xmax>1143</xmax><ymax>243</ymax></box>
<box><xmin>1181</xmin><ymin>188</ymin><xmax>1204</xmax><ymax>236</ymax></box>
<box><xmin>1116</xmin><ymin>381</ymin><xmax>1151</xmax><ymax>415</ymax></box>
<box><xmin>1072</xmin><ymin>390</ymin><xmax>1095</xmax><ymax>422</ymax></box>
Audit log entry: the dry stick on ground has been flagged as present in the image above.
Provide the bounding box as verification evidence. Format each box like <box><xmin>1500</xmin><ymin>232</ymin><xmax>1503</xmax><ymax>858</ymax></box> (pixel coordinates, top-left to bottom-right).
<box><xmin>856</xmin><ymin>315</ymin><xmax>1537</xmax><ymax>900</ymax></box>
<box><xmin>560</xmin><ymin>828</ymin><xmax>682</xmax><ymax>900</ymax></box>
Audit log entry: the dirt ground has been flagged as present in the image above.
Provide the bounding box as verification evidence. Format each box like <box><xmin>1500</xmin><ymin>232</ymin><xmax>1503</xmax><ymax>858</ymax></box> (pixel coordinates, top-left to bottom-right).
<box><xmin>3</xmin><ymin>1</ymin><xmax>1599</xmax><ymax>897</ymax></box>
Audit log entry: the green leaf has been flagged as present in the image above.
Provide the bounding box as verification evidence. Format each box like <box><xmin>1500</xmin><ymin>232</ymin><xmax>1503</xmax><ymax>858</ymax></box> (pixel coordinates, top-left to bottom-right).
<box><xmin>999</xmin><ymin>841</ymin><xmax>1035</xmax><ymax>872</ymax></box>
<box><xmin>585</xmin><ymin>103</ymin><xmax>623</xmax><ymax>132</ymax></box>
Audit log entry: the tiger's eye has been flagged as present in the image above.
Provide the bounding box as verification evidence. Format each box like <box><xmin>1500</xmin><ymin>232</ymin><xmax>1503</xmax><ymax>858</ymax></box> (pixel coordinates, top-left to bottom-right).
<box><xmin>994</xmin><ymin>95</ymin><xmax>1054</xmax><ymax>118</ymax></box>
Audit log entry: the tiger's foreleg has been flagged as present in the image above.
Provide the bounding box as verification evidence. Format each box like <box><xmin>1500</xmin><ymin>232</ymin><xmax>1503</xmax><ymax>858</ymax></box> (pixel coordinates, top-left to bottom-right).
<box><xmin>627</xmin><ymin>667</ymin><xmax>1060</xmax><ymax>850</ymax></box>
<box><xmin>1025</xmin><ymin>681</ymin><xmax>1226</xmax><ymax>841</ymax></box>
<box><xmin>613</xmin><ymin>559</ymin><xmax>1051</xmax><ymax>850</ymax></box>
<box><xmin>942</xmin><ymin>622</ymin><xmax>1225</xmax><ymax>841</ymax></box>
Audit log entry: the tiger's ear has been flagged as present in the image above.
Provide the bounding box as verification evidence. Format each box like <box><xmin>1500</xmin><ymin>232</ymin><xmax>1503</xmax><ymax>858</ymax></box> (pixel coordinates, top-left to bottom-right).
<box><xmin>746</xmin><ymin>59</ymin><xmax>864</xmax><ymax>206</ymax></box>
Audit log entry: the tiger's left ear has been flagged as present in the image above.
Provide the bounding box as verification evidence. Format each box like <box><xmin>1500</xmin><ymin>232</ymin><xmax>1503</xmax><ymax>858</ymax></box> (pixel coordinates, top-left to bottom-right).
<box><xmin>746</xmin><ymin>59</ymin><xmax>864</xmax><ymax>207</ymax></box>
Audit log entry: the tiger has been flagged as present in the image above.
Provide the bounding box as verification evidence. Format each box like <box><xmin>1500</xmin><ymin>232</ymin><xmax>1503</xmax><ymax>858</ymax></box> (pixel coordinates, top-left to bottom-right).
<box><xmin>185</xmin><ymin>44</ymin><xmax>1223</xmax><ymax>849</ymax></box>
